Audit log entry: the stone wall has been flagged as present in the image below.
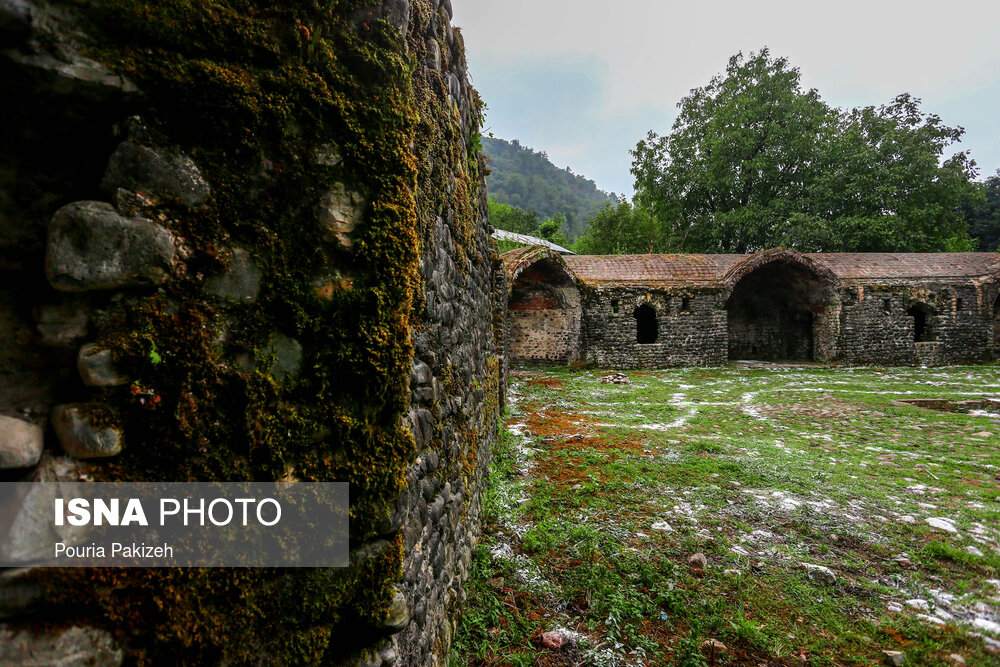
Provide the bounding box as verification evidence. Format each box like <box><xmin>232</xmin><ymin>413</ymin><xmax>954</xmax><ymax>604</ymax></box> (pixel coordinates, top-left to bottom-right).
<box><xmin>503</xmin><ymin>248</ymin><xmax>997</xmax><ymax>369</ymax></box>
<box><xmin>838</xmin><ymin>282</ymin><xmax>992</xmax><ymax>366</ymax></box>
<box><xmin>0</xmin><ymin>0</ymin><xmax>503</xmax><ymax>665</ymax></box>
<box><xmin>580</xmin><ymin>288</ymin><xmax>727</xmax><ymax>368</ymax></box>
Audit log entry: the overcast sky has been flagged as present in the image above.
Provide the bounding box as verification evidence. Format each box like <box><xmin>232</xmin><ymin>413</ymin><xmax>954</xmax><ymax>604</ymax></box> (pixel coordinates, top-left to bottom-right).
<box><xmin>452</xmin><ymin>0</ymin><xmax>1000</xmax><ymax>198</ymax></box>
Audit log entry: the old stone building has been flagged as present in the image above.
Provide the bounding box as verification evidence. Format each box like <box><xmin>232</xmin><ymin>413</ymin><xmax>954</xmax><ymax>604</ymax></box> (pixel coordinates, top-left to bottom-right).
<box><xmin>502</xmin><ymin>245</ymin><xmax>1000</xmax><ymax>368</ymax></box>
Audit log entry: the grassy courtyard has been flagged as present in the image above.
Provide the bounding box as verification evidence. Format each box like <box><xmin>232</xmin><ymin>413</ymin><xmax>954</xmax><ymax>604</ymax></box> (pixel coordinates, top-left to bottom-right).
<box><xmin>451</xmin><ymin>365</ymin><xmax>1000</xmax><ymax>666</ymax></box>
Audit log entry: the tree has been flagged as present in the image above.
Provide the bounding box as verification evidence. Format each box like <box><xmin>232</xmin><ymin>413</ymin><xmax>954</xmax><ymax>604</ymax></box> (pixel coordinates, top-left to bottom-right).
<box><xmin>488</xmin><ymin>199</ymin><xmax>539</xmax><ymax>235</ymax></box>
<box><xmin>573</xmin><ymin>200</ymin><xmax>661</xmax><ymax>254</ymax></box>
<box><xmin>632</xmin><ymin>49</ymin><xmax>978</xmax><ymax>253</ymax></box>
<box><xmin>961</xmin><ymin>171</ymin><xmax>1000</xmax><ymax>251</ymax></box>
<box><xmin>538</xmin><ymin>212</ymin><xmax>571</xmax><ymax>249</ymax></box>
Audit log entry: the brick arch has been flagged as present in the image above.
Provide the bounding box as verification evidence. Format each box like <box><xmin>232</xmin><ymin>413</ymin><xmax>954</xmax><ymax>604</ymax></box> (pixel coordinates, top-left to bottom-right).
<box><xmin>721</xmin><ymin>248</ymin><xmax>840</xmax><ymax>298</ymax></box>
<box><xmin>502</xmin><ymin>246</ymin><xmax>582</xmax><ymax>364</ymax></box>
<box><xmin>502</xmin><ymin>245</ymin><xmax>577</xmax><ymax>297</ymax></box>
<box><xmin>722</xmin><ymin>248</ymin><xmax>841</xmax><ymax>362</ymax></box>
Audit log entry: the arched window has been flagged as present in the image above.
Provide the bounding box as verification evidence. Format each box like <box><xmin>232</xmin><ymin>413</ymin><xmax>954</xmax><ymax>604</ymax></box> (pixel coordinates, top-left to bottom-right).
<box><xmin>907</xmin><ymin>304</ymin><xmax>936</xmax><ymax>342</ymax></box>
<box><xmin>634</xmin><ymin>304</ymin><xmax>658</xmax><ymax>344</ymax></box>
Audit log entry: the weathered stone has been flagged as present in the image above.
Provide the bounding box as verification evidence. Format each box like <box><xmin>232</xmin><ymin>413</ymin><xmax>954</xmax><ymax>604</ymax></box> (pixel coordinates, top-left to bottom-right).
<box><xmin>411</xmin><ymin>360</ymin><xmax>432</xmax><ymax>386</ymax></box>
<box><xmin>265</xmin><ymin>335</ymin><xmax>303</xmax><ymax>382</ymax></box>
<box><xmin>439</xmin><ymin>0</ymin><xmax>453</xmax><ymax>20</ymax></box>
<box><xmin>688</xmin><ymin>552</ymin><xmax>707</xmax><ymax>575</ymax></box>
<box><xmin>0</xmin><ymin>625</ymin><xmax>122</xmax><ymax>666</ymax></box>
<box><xmin>541</xmin><ymin>630</ymin><xmax>568</xmax><ymax>650</ymax></box>
<box><xmin>318</xmin><ymin>184</ymin><xmax>366</xmax><ymax>249</ymax></box>
<box><xmin>316</xmin><ymin>143</ymin><xmax>342</xmax><ymax>167</ymax></box>
<box><xmin>0</xmin><ymin>481</ymin><xmax>90</xmax><ymax>563</ymax></box>
<box><xmin>205</xmin><ymin>249</ymin><xmax>262</xmax><ymax>303</ymax></box>
<box><xmin>946</xmin><ymin>654</ymin><xmax>966</xmax><ymax>666</ymax></box>
<box><xmin>51</xmin><ymin>403</ymin><xmax>122</xmax><ymax>459</ymax></box>
<box><xmin>425</xmin><ymin>38</ymin><xmax>441</xmax><ymax>71</ymax></box>
<box><xmin>384</xmin><ymin>589</ymin><xmax>409</xmax><ymax>633</ymax></box>
<box><xmin>45</xmin><ymin>201</ymin><xmax>176</xmax><ymax>291</ymax></box>
<box><xmin>34</xmin><ymin>301</ymin><xmax>89</xmax><ymax>347</ymax></box>
<box><xmin>0</xmin><ymin>415</ymin><xmax>43</xmax><ymax>468</ymax></box>
<box><xmin>801</xmin><ymin>562</ymin><xmax>837</xmax><ymax>584</ymax></box>
<box><xmin>882</xmin><ymin>650</ymin><xmax>905</xmax><ymax>666</ymax></box>
<box><xmin>381</xmin><ymin>0</ymin><xmax>409</xmax><ymax>34</ymax></box>
<box><xmin>77</xmin><ymin>343</ymin><xmax>128</xmax><ymax>387</ymax></box>
<box><xmin>5</xmin><ymin>51</ymin><xmax>137</xmax><ymax>98</ymax></box>
<box><xmin>102</xmin><ymin>141</ymin><xmax>210</xmax><ymax>207</ymax></box>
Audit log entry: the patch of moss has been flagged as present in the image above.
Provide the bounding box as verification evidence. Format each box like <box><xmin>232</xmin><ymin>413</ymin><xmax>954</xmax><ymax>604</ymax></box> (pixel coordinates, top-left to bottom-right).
<box><xmin>33</xmin><ymin>0</ymin><xmax>482</xmax><ymax>663</ymax></box>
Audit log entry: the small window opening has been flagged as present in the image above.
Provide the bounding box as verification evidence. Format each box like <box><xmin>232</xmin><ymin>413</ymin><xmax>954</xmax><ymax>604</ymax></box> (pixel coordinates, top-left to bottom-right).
<box><xmin>611</xmin><ymin>299</ymin><xmax>619</xmax><ymax>314</ymax></box>
<box><xmin>634</xmin><ymin>304</ymin><xmax>658</xmax><ymax>344</ymax></box>
<box><xmin>883</xmin><ymin>298</ymin><xmax>892</xmax><ymax>314</ymax></box>
<box><xmin>956</xmin><ymin>298</ymin><xmax>963</xmax><ymax>311</ymax></box>
<box><xmin>681</xmin><ymin>297</ymin><xmax>691</xmax><ymax>312</ymax></box>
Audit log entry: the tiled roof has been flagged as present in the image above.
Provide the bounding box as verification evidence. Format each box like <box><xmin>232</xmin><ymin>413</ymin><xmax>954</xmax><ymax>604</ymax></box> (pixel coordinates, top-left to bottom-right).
<box><xmin>564</xmin><ymin>254</ymin><xmax>744</xmax><ymax>286</ymax></box>
<box><xmin>808</xmin><ymin>253</ymin><xmax>1000</xmax><ymax>280</ymax></box>
<box><xmin>562</xmin><ymin>252</ymin><xmax>1000</xmax><ymax>287</ymax></box>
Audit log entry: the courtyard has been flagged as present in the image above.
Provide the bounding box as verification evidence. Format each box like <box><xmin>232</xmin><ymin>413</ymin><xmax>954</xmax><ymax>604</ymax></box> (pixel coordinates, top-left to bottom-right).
<box><xmin>453</xmin><ymin>365</ymin><xmax>1000</xmax><ymax>666</ymax></box>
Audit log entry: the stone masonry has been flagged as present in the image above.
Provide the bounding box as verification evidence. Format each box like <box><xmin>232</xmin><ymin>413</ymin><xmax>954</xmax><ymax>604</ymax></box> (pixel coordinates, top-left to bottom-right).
<box><xmin>502</xmin><ymin>246</ymin><xmax>1000</xmax><ymax>369</ymax></box>
<box><xmin>0</xmin><ymin>0</ymin><xmax>504</xmax><ymax>665</ymax></box>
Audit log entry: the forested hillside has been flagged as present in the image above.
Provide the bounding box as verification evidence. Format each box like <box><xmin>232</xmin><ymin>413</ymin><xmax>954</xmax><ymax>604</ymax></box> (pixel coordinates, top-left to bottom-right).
<box><xmin>483</xmin><ymin>136</ymin><xmax>614</xmax><ymax>239</ymax></box>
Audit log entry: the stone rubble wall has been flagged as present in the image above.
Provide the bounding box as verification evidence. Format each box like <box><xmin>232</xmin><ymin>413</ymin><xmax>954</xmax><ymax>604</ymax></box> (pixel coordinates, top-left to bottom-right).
<box><xmin>0</xmin><ymin>0</ymin><xmax>503</xmax><ymax>664</ymax></box>
<box><xmin>580</xmin><ymin>289</ymin><xmax>727</xmax><ymax>368</ymax></box>
<box><xmin>837</xmin><ymin>282</ymin><xmax>992</xmax><ymax>366</ymax></box>
<box><xmin>511</xmin><ymin>272</ymin><xmax>994</xmax><ymax>369</ymax></box>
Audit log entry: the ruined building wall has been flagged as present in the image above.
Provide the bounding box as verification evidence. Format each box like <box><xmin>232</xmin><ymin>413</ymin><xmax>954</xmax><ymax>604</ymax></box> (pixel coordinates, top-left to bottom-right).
<box><xmin>508</xmin><ymin>265</ymin><xmax>581</xmax><ymax>364</ymax></box>
<box><xmin>837</xmin><ymin>282</ymin><xmax>992</xmax><ymax>366</ymax></box>
<box><xmin>0</xmin><ymin>0</ymin><xmax>502</xmax><ymax>665</ymax></box>
<box><xmin>503</xmin><ymin>248</ymin><xmax>997</xmax><ymax>369</ymax></box>
<box><xmin>579</xmin><ymin>289</ymin><xmax>727</xmax><ymax>368</ymax></box>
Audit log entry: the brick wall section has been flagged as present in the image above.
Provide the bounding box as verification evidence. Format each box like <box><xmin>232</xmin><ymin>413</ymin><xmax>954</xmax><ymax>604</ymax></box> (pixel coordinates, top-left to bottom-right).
<box><xmin>503</xmin><ymin>248</ymin><xmax>581</xmax><ymax>364</ymax></box>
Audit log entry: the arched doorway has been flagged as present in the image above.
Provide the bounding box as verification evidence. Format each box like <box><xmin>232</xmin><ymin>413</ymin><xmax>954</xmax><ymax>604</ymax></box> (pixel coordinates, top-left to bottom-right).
<box><xmin>992</xmin><ymin>294</ymin><xmax>1000</xmax><ymax>355</ymax></box>
<box><xmin>907</xmin><ymin>303</ymin><xmax>936</xmax><ymax>342</ymax></box>
<box><xmin>507</xmin><ymin>254</ymin><xmax>581</xmax><ymax>364</ymax></box>
<box><xmin>634</xmin><ymin>304</ymin><xmax>658</xmax><ymax>344</ymax></box>
<box><xmin>725</xmin><ymin>256</ymin><xmax>836</xmax><ymax>361</ymax></box>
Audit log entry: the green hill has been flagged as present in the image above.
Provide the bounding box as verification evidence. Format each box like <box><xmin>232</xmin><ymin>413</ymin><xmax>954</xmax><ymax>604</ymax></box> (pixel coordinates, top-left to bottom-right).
<box><xmin>483</xmin><ymin>136</ymin><xmax>615</xmax><ymax>240</ymax></box>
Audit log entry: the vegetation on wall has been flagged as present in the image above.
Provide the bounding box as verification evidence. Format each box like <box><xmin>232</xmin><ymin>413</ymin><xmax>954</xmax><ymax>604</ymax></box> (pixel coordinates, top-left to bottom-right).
<box><xmin>38</xmin><ymin>0</ymin><xmax>482</xmax><ymax>662</ymax></box>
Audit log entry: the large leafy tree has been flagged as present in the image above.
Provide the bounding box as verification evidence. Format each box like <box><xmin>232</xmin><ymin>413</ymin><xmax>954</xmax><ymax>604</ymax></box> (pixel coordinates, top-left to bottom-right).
<box><xmin>574</xmin><ymin>200</ymin><xmax>662</xmax><ymax>254</ymax></box>
<box><xmin>488</xmin><ymin>198</ymin><xmax>539</xmax><ymax>235</ymax></box>
<box><xmin>631</xmin><ymin>49</ymin><xmax>979</xmax><ymax>253</ymax></box>
<box><xmin>961</xmin><ymin>171</ymin><xmax>1000</xmax><ymax>251</ymax></box>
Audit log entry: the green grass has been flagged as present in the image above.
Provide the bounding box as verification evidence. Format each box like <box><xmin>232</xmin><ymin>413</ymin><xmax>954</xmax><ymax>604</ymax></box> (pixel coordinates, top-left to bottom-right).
<box><xmin>452</xmin><ymin>364</ymin><xmax>1000</xmax><ymax>666</ymax></box>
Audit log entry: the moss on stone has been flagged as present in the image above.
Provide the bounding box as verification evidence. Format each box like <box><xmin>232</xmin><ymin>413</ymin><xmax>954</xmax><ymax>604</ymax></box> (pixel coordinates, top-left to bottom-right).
<box><xmin>33</xmin><ymin>0</ymin><xmax>479</xmax><ymax>662</ymax></box>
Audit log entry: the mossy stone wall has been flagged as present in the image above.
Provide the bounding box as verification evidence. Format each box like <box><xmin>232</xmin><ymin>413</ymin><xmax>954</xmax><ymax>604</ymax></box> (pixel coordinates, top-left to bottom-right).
<box><xmin>0</xmin><ymin>0</ymin><xmax>504</xmax><ymax>664</ymax></box>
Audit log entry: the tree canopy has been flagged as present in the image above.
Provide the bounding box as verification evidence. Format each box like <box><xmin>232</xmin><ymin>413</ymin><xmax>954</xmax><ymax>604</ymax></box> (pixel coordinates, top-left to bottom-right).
<box><xmin>961</xmin><ymin>171</ymin><xmax>1000</xmax><ymax>251</ymax></box>
<box><xmin>630</xmin><ymin>49</ymin><xmax>980</xmax><ymax>254</ymax></box>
